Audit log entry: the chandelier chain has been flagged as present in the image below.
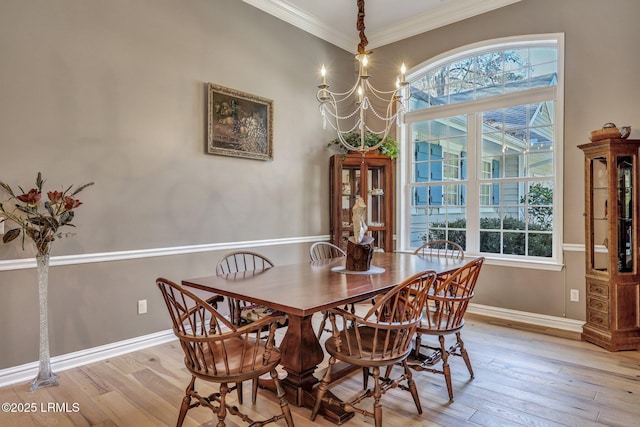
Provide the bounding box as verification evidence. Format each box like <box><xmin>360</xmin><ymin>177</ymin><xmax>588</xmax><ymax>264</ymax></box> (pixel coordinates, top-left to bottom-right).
<box><xmin>357</xmin><ymin>0</ymin><xmax>368</xmax><ymax>54</ymax></box>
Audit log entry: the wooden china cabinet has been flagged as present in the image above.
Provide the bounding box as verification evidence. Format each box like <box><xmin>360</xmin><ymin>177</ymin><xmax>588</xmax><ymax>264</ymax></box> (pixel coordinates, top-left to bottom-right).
<box><xmin>579</xmin><ymin>139</ymin><xmax>640</xmax><ymax>351</ymax></box>
<box><xmin>329</xmin><ymin>153</ymin><xmax>394</xmax><ymax>253</ymax></box>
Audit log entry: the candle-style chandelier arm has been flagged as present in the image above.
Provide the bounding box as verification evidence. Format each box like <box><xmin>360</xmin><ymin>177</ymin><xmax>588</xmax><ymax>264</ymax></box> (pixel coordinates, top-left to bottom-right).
<box><xmin>365</xmin><ymin>81</ymin><xmax>405</xmax><ymax>99</ymax></box>
<box><xmin>316</xmin><ymin>82</ymin><xmax>360</xmax><ymax>101</ymax></box>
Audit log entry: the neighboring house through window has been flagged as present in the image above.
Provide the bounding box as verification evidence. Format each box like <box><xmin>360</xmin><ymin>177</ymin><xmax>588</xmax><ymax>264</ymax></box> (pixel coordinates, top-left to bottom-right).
<box><xmin>399</xmin><ymin>34</ymin><xmax>564</xmax><ymax>268</ymax></box>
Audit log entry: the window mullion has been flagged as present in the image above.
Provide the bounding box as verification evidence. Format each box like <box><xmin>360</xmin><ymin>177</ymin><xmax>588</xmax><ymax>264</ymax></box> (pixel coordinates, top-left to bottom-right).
<box><xmin>465</xmin><ymin>113</ymin><xmax>481</xmax><ymax>254</ymax></box>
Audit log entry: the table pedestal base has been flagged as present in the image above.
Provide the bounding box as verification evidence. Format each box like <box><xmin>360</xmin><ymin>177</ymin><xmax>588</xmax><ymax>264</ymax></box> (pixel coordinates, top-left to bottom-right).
<box><xmin>260</xmin><ymin>314</ymin><xmax>355</xmax><ymax>424</ymax></box>
<box><xmin>260</xmin><ymin>373</ymin><xmax>354</xmax><ymax>425</ymax></box>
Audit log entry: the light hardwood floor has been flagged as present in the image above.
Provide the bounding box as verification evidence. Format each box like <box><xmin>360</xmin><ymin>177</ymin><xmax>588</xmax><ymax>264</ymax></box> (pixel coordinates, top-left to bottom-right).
<box><xmin>1</xmin><ymin>313</ymin><xmax>640</xmax><ymax>427</ymax></box>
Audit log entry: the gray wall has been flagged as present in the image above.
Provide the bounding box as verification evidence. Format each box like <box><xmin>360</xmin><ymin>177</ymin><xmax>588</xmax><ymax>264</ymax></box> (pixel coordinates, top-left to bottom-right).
<box><xmin>0</xmin><ymin>0</ymin><xmax>350</xmax><ymax>369</ymax></box>
<box><xmin>1</xmin><ymin>0</ymin><xmax>638</xmax><ymax>370</ymax></box>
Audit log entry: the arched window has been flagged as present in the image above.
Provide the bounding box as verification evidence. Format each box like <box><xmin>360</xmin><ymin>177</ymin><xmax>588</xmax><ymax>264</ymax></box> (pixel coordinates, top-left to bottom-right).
<box><xmin>399</xmin><ymin>34</ymin><xmax>564</xmax><ymax>268</ymax></box>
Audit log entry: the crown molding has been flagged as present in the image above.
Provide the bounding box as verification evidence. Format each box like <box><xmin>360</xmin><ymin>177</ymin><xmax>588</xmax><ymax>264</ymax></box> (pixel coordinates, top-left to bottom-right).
<box><xmin>241</xmin><ymin>0</ymin><xmax>353</xmax><ymax>51</ymax></box>
<box><xmin>242</xmin><ymin>0</ymin><xmax>522</xmax><ymax>52</ymax></box>
<box><xmin>370</xmin><ymin>0</ymin><xmax>523</xmax><ymax>49</ymax></box>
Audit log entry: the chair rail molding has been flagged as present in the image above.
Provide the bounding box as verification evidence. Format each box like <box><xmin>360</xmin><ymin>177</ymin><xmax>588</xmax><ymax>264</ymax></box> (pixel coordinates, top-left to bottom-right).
<box><xmin>0</xmin><ymin>235</ymin><xmax>329</xmax><ymax>271</ymax></box>
<box><xmin>1</xmin><ymin>240</ymin><xmax>585</xmax><ymax>272</ymax></box>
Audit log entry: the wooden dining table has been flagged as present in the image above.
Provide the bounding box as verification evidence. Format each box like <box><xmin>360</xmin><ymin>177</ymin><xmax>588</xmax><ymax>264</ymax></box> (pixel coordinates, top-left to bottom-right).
<box><xmin>182</xmin><ymin>251</ymin><xmax>468</xmax><ymax>424</ymax></box>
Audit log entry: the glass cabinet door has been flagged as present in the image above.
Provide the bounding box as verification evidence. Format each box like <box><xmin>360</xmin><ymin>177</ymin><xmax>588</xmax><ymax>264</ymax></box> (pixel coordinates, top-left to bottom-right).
<box><xmin>340</xmin><ymin>167</ymin><xmax>360</xmax><ymax>227</ymax></box>
<box><xmin>617</xmin><ymin>156</ymin><xmax>633</xmax><ymax>272</ymax></box>
<box><xmin>367</xmin><ymin>166</ymin><xmax>386</xmax><ymax>228</ymax></box>
<box><xmin>590</xmin><ymin>155</ymin><xmax>608</xmax><ymax>272</ymax></box>
<box><xmin>589</xmin><ymin>154</ymin><xmax>636</xmax><ymax>273</ymax></box>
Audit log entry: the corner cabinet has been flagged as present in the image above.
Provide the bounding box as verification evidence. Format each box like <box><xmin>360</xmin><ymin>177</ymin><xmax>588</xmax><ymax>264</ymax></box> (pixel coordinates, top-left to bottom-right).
<box><xmin>329</xmin><ymin>153</ymin><xmax>394</xmax><ymax>253</ymax></box>
<box><xmin>579</xmin><ymin>139</ymin><xmax>640</xmax><ymax>351</ymax></box>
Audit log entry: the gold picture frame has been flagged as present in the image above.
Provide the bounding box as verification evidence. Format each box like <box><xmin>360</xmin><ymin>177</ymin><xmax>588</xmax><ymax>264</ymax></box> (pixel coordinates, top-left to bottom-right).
<box><xmin>207</xmin><ymin>83</ymin><xmax>273</xmax><ymax>160</ymax></box>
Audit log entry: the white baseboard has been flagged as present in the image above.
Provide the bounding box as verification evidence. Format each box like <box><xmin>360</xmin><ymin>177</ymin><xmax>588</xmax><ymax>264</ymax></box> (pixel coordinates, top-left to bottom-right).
<box><xmin>468</xmin><ymin>303</ymin><xmax>584</xmax><ymax>333</ymax></box>
<box><xmin>0</xmin><ymin>329</ymin><xmax>176</xmax><ymax>388</ymax></box>
<box><xmin>0</xmin><ymin>305</ymin><xmax>585</xmax><ymax>388</ymax></box>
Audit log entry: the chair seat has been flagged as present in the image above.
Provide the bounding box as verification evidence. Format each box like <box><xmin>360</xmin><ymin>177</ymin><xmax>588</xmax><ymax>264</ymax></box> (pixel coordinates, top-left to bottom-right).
<box><xmin>189</xmin><ymin>335</ymin><xmax>281</xmax><ymax>382</ymax></box>
<box><xmin>240</xmin><ymin>304</ymin><xmax>288</xmax><ymax>327</ymax></box>
<box><xmin>324</xmin><ymin>326</ymin><xmax>413</xmax><ymax>367</ymax></box>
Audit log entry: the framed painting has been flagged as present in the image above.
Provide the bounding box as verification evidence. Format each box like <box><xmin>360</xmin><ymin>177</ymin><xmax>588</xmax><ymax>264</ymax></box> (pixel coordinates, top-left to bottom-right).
<box><xmin>207</xmin><ymin>83</ymin><xmax>273</xmax><ymax>160</ymax></box>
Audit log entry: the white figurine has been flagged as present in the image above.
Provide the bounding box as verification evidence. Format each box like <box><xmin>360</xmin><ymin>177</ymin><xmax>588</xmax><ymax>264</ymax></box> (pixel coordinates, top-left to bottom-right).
<box><xmin>352</xmin><ymin>197</ymin><xmax>368</xmax><ymax>244</ymax></box>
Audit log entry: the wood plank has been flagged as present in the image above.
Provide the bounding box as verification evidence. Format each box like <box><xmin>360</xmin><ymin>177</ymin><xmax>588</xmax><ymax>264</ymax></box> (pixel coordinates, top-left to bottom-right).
<box><xmin>1</xmin><ymin>315</ymin><xmax>639</xmax><ymax>426</ymax></box>
<box><xmin>0</xmin><ymin>388</ymin><xmax>39</xmax><ymax>427</ymax></box>
<box><xmin>91</xmin><ymin>390</ymin><xmax>165</xmax><ymax>426</ymax></box>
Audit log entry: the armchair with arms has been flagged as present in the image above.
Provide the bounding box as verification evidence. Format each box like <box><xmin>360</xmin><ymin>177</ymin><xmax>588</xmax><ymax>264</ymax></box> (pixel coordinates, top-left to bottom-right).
<box><xmin>310</xmin><ymin>270</ymin><xmax>438</xmax><ymax>427</ymax></box>
<box><xmin>409</xmin><ymin>256</ymin><xmax>485</xmax><ymax>401</ymax></box>
<box><xmin>156</xmin><ymin>278</ymin><xmax>294</xmax><ymax>427</ymax></box>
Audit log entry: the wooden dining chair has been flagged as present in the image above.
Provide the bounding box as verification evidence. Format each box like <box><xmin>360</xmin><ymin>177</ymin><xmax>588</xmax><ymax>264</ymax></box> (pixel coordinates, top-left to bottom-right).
<box><xmin>310</xmin><ymin>270</ymin><xmax>438</xmax><ymax>427</ymax></box>
<box><xmin>408</xmin><ymin>257</ymin><xmax>484</xmax><ymax>401</ymax></box>
<box><xmin>156</xmin><ymin>278</ymin><xmax>294</xmax><ymax>427</ymax></box>
<box><xmin>413</xmin><ymin>239</ymin><xmax>465</xmax><ymax>313</ymax></box>
<box><xmin>309</xmin><ymin>241</ymin><xmax>377</xmax><ymax>340</ymax></box>
<box><xmin>215</xmin><ymin>250</ymin><xmax>287</xmax><ymax>403</ymax></box>
<box><xmin>216</xmin><ymin>251</ymin><xmax>285</xmax><ymax>328</ymax></box>
<box><xmin>309</xmin><ymin>241</ymin><xmax>346</xmax><ymax>262</ymax></box>
<box><xmin>309</xmin><ymin>242</ymin><xmax>349</xmax><ymax>339</ymax></box>
<box><xmin>413</xmin><ymin>239</ymin><xmax>464</xmax><ymax>260</ymax></box>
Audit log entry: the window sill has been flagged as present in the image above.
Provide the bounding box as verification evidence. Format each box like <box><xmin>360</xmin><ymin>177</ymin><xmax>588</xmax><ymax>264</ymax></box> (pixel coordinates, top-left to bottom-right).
<box><xmin>395</xmin><ymin>250</ymin><xmax>564</xmax><ymax>271</ymax></box>
<box><xmin>476</xmin><ymin>256</ymin><xmax>564</xmax><ymax>271</ymax></box>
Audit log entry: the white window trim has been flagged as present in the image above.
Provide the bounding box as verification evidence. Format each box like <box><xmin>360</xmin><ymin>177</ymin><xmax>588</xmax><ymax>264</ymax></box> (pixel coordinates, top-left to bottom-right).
<box><xmin>396</xmin><ymin>33</ymin><xmax>565</xmax><ymax>270</ymax></box>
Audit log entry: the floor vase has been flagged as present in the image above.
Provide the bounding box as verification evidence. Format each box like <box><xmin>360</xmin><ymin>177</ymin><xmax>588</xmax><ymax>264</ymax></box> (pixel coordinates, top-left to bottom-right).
<box><xmin>31</xmin><ymin>250</ymin><xmax>59</xmax><ymax>391</ymax></box>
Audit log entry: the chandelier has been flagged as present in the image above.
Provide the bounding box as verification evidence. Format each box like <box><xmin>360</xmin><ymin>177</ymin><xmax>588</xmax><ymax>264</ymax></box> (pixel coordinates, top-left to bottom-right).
<box><xmin>317</xmin><ymin>0</ymin><xmax>409</xmax><ymax>154</ymax></box>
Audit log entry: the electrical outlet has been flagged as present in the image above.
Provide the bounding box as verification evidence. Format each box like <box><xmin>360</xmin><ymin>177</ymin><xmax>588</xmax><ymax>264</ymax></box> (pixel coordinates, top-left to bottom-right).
<box><xmin>570</xmin><ymin>289</ymin><xmax>579</xmax><ymax>302</ymax></box>
<box><xmin>137</xmin><ymin>299</ymin><xmax>148</xmax><ymax>315</ymax></box>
